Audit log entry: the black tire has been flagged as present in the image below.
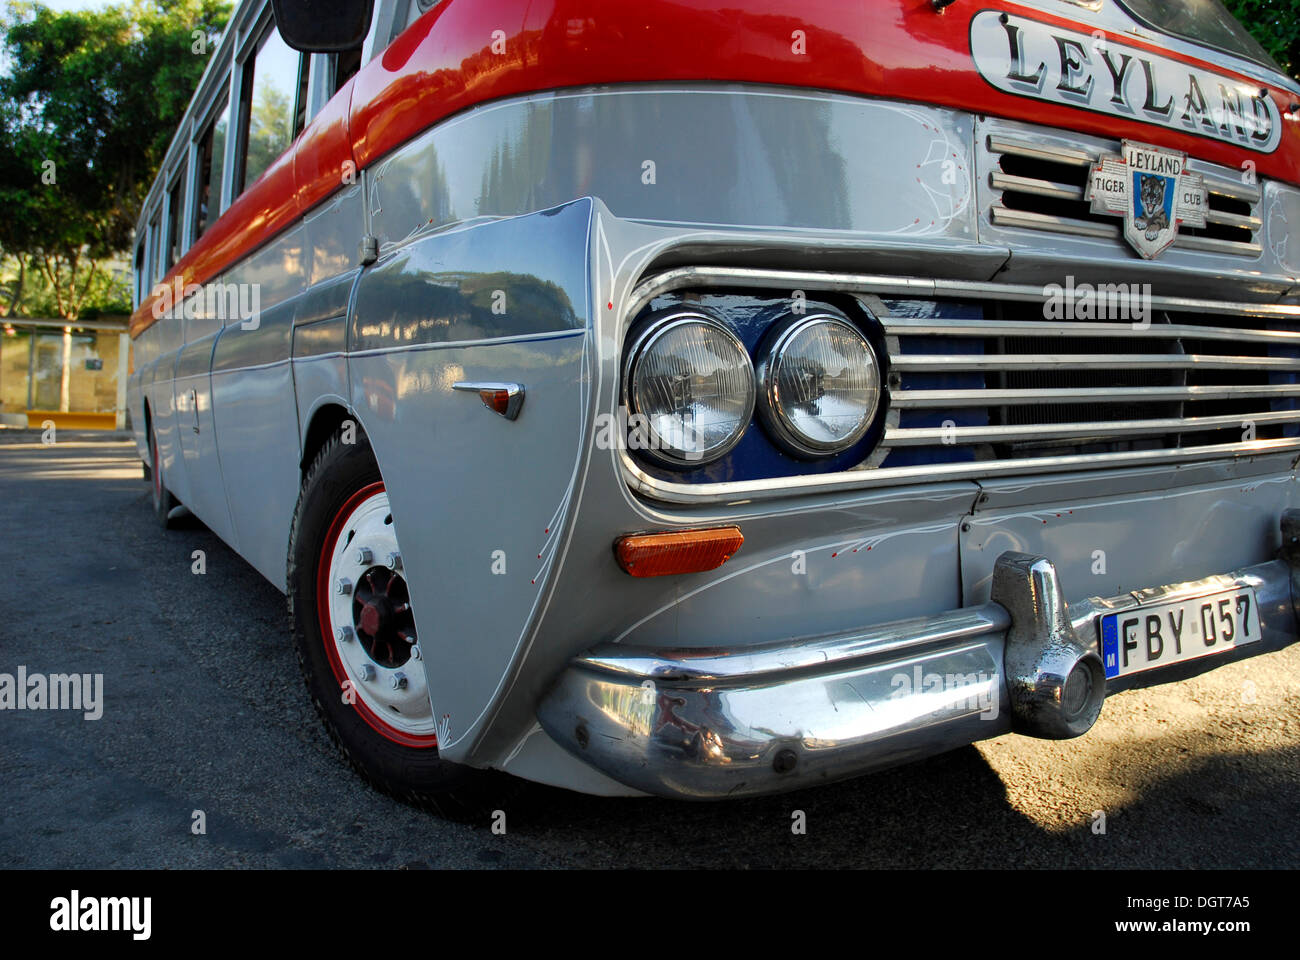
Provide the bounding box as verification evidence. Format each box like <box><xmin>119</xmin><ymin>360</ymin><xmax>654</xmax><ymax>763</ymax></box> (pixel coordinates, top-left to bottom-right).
<box><xmin>148</xmin><ymin>425</ymin><xmax>178</xmax><ymax>529</ymax></box>
<box><xmin>286</xmin><ymin>427</ymin><xmax>515</xmax><ymax>820</ymax></box>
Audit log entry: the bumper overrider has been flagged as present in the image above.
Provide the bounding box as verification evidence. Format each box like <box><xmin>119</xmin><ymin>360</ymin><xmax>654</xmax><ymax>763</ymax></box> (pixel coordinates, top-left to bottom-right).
<box><xmin>537</xmin><ymin>512</ymin><xmax>1300</xmax><ymax>800</ymax></box>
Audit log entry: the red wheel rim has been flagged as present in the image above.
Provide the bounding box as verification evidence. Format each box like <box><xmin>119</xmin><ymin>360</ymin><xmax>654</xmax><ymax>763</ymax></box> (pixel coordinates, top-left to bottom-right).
<box><xmin>316</xmin><ymin>481</ymin><xmax>438</xmax><ymax>749</ymax></box>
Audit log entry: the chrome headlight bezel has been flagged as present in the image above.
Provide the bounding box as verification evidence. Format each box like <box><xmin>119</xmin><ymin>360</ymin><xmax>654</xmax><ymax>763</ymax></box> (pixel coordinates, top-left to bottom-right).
<box><xmin>755</xmin><ymin>313</ymin><xmax>881</xmax><ymax>459</ymax></box>
<box><xmin>622</xmin><ymin>310</ymin><xmax>756</xmax><ymax>468</ymax></box>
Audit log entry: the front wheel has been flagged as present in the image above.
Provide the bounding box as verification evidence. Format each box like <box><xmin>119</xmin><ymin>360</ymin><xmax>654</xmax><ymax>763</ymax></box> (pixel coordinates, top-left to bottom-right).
<box><xmin>286</xmin><ymin>428</ymin><xmax>508</xmax><ymax>819</ymax></box>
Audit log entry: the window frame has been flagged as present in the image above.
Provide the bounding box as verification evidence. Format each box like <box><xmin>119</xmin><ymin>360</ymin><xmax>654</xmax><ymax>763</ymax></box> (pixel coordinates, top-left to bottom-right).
<box><xmin>191</xmin><ymin>90</ymin><xmax>233</xmax><ymax>241</ymax></box>
<box><xmin>163</xmin><ymin>167</ymin><xmax>188</xmax><ymax>272</ymax></box>
<box><xmin>233</xmin><ymin>16</ymin><xmax>304</xmax><ymax>199</ymax></box>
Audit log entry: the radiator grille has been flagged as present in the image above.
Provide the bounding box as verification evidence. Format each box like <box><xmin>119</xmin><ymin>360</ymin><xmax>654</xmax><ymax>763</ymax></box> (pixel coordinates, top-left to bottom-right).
<box><xmin>882</xmin><ymin>305</ymin><xmax>1300</xmax><ymax>462</ymax></box>
<box><xmin>986</xmin><ymin>133</ymin><xmax>1264</xmax><ymax>258</ymax></box>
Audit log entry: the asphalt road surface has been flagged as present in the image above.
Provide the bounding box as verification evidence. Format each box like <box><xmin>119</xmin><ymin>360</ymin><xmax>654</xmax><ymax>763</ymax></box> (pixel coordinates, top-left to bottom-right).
<box><xmin>2</xmin><ymin>431</ymin><xmax>1297</xmax><ymax>869</ymax></box>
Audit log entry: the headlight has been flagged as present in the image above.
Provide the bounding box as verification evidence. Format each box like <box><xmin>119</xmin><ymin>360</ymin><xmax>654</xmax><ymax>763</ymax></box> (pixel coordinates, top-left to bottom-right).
<box><xmin>625</xmin><ymin>311</ymin><xmax>755</xmax><ymax>467</ymax></box>
<box><xmin>756</xmin><ymin>314</ymin><xmax>881</xmax><ymax>458</ymax></box>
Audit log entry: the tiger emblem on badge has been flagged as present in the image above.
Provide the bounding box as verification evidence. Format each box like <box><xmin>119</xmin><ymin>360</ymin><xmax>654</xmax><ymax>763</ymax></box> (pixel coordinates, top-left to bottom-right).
<box><xmin>1134</xmin><ymin>174</ymin><xmax>1170</xmax><ymax>242</ymax></box>
<box><xmin>1086</xmin><ymin>141</ymin><xmax>1207</xmax><ymax>260</ymax></box>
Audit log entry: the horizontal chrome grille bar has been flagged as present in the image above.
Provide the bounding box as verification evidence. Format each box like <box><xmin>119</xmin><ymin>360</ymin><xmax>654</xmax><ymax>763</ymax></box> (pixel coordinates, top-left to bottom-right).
<box><xmin>893</xmin><ymin>354</ymin><xmax>1300</xmax><ymax>373</ymax></box>
<box><xmin>1197</xmin><ymin>173</ymin><xmax>1264</xmax><ymax>205</ymax></box>
<box><xmin>990</xmin><ymin>207</ymin><xmax>1262</xmax><ymax>256</ymax></box>
<box><xmin>885</xmin><ymin>410</ymin><xmax>1300</xmax><ymax>447</ymax></box>
<box><xmin>990</xmin><ymin>206</ymin><xmax>1118</xmax><ymax>239</ymax></box>
<box><xmin>623</xmin><ymin>439</ymin><xmax>1300</xmax><ymax>504</ymax></box>
<box><xmin>1175</xmin><ymin>234</ymin><xmax>1264</xmax><ymax>257</ymax></box>
<box><xmin>987</xmin><ymin>134</ymin><xmax>1094</xmax><ymax>168</ymax></box>
<box><xmin>627</xmin><ymin>267</ymin><xmax>1300</xmax><ymax>330</ymax></box>
<box><xmin>989</xmin><ymin>171</ymin><xmax>1084</xmax><ymax>201</ymax></box>
<box><xmin>893</xmin><ymin>384</ymin><xmax>1300</xmax><ymax>409</ymax></box>
<box><xmin>1204</xmin><ymin>209</ymin><xmax>1262</xmax><ymax>231</ymax></box>
<box><xmin>881</xmin><ymin>317</ymin><xmax>1300</xmax><ymax>344</ymax></box>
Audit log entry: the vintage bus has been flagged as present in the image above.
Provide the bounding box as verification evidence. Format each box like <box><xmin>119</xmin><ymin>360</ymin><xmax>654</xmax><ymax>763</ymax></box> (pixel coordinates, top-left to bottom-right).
<box><xmin>130</xmin><ymin>0</ymin><xmax>1300</xmax><ymax>816</ymax></box>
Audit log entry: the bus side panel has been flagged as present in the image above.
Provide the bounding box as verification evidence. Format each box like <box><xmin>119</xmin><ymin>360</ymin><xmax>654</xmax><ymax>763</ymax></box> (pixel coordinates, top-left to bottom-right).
<box><xmin>348</xmin><ymin>200</ymin><xmax>592</xmax><ymax>762</ymax></box>
<box><xmin>173</xmin><ymin>330</ymin><xmax>239</xmax><ymax>548</ymax></box>
<box><xmin>147</xmin><ymin>319</ymin><xmax>188</xmax><ymax>506</ymax></box>
<box><xmin>208</xmin><ymin>225</ymin><xmax>308</xmax><ymax>591</ymax></box>
<box><xmin>291</xmin><ymin>187</ymin><xmax>363</xmax><ymax>455</ymax></box>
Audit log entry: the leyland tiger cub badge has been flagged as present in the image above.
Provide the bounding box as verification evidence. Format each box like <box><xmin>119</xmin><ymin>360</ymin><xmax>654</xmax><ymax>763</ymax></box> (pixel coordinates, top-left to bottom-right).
<box><xmin>1086</xmin><ymin>141</ymin><xmax>1208</xmax><ymax>260</ymax></box>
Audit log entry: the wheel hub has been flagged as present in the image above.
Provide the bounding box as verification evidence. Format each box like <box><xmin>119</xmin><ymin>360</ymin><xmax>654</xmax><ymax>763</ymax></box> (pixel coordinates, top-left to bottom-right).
<box><xmin>351</xmin><ymin>566</ymin><xmax>414</xmax><ymax>668</ymax></box>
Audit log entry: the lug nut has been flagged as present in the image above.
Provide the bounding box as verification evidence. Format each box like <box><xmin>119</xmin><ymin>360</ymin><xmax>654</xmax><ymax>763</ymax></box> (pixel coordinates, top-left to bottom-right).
<box><xmin>358</xmin><ymin>663</ymin><xmax>376</xmax><ymax>681</ymax></box>
<box><xmin>336</xmin><ymin>577</ymin><xmax>352</xmax><ymax>596</ymax></box>
<box><xmin>391</xmin><ymin>671</ymin><xmax>408</xmax><ymax>690</ymax></box>
<box><xmin>410</xmin><ymin>645</ymin><xmax>422</xmax><ymax>661</ymax></box>
<box><xmin>355</xmin><ymin>547</ymin><xmax>373</xmax><ymax>565</ymax></box>
<box><xmin>386</xmin><ymin>552</ymin><xmax>402</xmax><ymax>571</ymax></box>
<box><xmin>335</xmin><ymin>626</ymin><xmax>353</xmax><ymax>643</ymax></box>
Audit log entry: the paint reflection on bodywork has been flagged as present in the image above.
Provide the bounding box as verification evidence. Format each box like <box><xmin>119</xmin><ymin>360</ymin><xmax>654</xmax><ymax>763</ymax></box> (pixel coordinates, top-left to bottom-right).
<box><xmin>352</xmin><ymin>201</ymin><xmax>590</xmax><ymax>351</ymax></box>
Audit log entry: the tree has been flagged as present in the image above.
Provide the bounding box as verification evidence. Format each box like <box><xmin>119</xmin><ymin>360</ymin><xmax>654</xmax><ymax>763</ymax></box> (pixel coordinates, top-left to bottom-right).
<box><xmin>0</xmin><ymin>0</ymin><xmax>230</xmax><ymax>318</ymax></box>
<box><xmin>1224</xmin><ymin>0</ymin><xmax>1300</xmax><ymax>79</ymax></box>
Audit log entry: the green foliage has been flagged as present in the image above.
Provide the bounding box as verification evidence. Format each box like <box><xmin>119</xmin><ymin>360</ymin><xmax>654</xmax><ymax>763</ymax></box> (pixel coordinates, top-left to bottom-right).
<box><xmin>1224</xmin><ymin>0</ymin><xmax>1300</xmax><ymax>78</ymax></box>
<box><xmin>0</xmin><ymin>0</ymin><xmax>230</xmax><ymax>317</ymax></box>
<box><xmin>244</xmin><ymin>84</ymin><xmax>292</xmax><ymax>189</ymax></box>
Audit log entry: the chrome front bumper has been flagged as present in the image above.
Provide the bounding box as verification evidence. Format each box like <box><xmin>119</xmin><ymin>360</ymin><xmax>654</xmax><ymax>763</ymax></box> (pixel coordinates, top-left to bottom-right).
<box><xmin>537</xmin><ymin>513</ymin><xmax>1300</xmax><ymax>800</ymax></box>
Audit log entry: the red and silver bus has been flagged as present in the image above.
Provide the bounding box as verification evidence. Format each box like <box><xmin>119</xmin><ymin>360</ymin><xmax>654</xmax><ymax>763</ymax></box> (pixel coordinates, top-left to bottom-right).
<box><xmin>130</xmin><ymin>0</ymin><xmax>1300</xmax><ymax>816</ymax></box>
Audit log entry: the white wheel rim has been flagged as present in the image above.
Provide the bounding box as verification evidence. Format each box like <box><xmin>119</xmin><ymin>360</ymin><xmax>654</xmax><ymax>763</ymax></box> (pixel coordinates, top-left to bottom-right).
<box><xmin>323</xmin><ymin>491</ymin><xmax>434</xmax><ymax>737</ymax></box>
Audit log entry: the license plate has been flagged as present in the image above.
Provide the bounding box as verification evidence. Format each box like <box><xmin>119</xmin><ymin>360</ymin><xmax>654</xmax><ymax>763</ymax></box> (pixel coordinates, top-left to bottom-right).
<box><xmin>1099</xmin><ymin>587</ymin><xmax>1261</xmax><ymax>680</ymax></box>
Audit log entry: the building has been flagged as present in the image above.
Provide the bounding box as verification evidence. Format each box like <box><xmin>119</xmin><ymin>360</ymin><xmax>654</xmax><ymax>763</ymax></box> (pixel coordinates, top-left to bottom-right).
<box><xmin>0</xmin><ymin>317</ymin><xmax>131</xmax><ymax>430</ymax></box>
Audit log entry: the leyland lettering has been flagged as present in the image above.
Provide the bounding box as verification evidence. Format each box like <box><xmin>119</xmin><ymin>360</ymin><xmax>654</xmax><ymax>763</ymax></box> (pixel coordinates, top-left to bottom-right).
<box><xmin>971</xmin><ymin>11</ymin><xmax>1281</xmax><ymax>152</ymax></box>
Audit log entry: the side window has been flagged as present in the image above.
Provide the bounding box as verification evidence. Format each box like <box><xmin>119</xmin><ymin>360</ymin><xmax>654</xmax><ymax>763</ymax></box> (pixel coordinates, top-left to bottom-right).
<box><xmin>194</xmin><ymin>96</ymin><xmax>229</xmax><ymax>239</ymax></box>
<box><xmin>165</xmin><ymin>174</ymin><xmax>185</xmax><ymax>270</ymax></box>
<box><xmin>134</xmin><ymin>240</ymin><xmax>146</xmax><ymax>304</ymax></box>
<box><xmin>149</xmin><ymin>212</ymin><xmax>163</xmax><ymax>285</ymax></box>
<box><xmin>235</xmin><ymin>27</ymin><xmax>301</xmax><ymax>196</ymax></box>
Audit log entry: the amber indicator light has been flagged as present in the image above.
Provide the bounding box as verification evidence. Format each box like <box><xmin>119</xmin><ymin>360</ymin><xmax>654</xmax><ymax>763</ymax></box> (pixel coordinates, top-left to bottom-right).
<box><xmin>479</xmin><ymin>389</ymin><xmax>511</xmax><ymax>416</ymax></box>
<box><xmin>614</xmin><ymin>527</ymin><xmax>744</xmax><ymax>577</ymax></box>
